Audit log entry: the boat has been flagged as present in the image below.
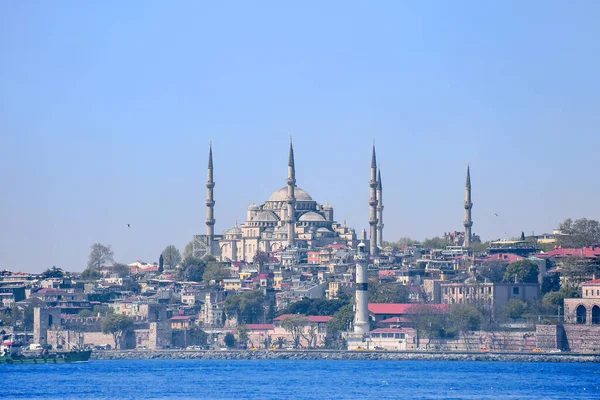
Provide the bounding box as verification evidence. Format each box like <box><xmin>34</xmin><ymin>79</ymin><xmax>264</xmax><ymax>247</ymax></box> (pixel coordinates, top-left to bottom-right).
<box><xmin>0</xmin><ymin>335</ymin><xmax>92</xmax><ymax>364</ymax></box>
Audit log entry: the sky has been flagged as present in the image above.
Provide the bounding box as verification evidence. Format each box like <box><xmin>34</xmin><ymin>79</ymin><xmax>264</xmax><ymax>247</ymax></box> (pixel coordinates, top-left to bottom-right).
<box><xmin>1</xmin><ymin>1</ymin><xmax>600</xmax><ymax>273</ymax></box>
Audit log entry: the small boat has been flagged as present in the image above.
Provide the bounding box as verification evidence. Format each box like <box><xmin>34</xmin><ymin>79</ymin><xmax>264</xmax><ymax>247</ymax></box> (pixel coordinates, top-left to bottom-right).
<box><xmin>0</xmin><ymin>336</ymin><xmax>92</xmax><ymax>364</ymax></box>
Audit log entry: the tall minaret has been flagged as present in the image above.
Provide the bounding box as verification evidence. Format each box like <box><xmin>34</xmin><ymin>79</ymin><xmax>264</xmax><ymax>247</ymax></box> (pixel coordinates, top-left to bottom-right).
<box><xmin>376</xmin><ymin>164</ymin><xmax>384</xmax><ymax>248</ymax></box>
<box><xmin>206</xmin><ymin>142</ymin><xmax>215</xmax><ymax>250</ymax></box>
<box><xmin>353</xmin><ymin>242</ymin><xmax>370</xmax><ymax>335</ymax></box>
<box><xmin>463</xmin><ymin>163</ymin><xmax>473</xmax><ymax>248</ymax></box>
<box><xmin>369</xmin><ymin>144</ymin><xmax>378</xmax><ymax>256</ymax></box>
<box><xmin>286</xmin><ymin>138</ymin><xmax>296</xmax><ymax>248</ymax></box>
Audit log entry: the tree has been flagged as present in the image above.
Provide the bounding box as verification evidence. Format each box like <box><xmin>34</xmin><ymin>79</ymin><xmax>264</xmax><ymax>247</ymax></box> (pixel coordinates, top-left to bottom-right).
<box><xmin>504</xmin><ymin>260</ymin><xmax>539</xmax><ymax>283</ymax></box>
<box><xmin>161</xmin><ymin>245</ymin><xmax>182</xmax><ymax>269</ymax></box>
<box><xmin>449</xmin><ymin>304</ymin><xmax>482</xmax><ymax>349</ymax></box>
<box><xmin>158</xmin><ymin>254</ymin><xmax>164</xmax><ymax>274</ymax></box>
<box><xmin>502</xmin><ymin>299</ymin><xmax>527</xmax><ymax>320</ymax></box>
<box><xmin>470</xmin><ymin>241</ymin><xmax>489</xmax><ymax>253</ymax></box>
<box><xmin>273</xmin><ymin>336</ymin><xmax>287</xmax><ymax>349</ymax></box>
<box><xmin>112</xmin><ymin>263</ymin><xmax>130</xmax><ymax>278</ymax></box>
<box><xmin>477</xmin><ymin>261</ymin><xmax>506</xmax><ymax>283</ymax></box>
<box><xmin>421</xmin><ymin>237</ymin><xmax>450</xmax><ymax>250</ymax></box>
<box><xmin>224</xmin><ymin>332</ymin><xmax>236</xmax><ymax>348</ymax></box>
<box><xmin>92</xmin><ymin>304</ymin><xmax>114</xmax><ymax>317</ymax></box>
<box><xmin>225</xmin><ymin>290</ymin><xmax>265</xmax><ymax>324</ymax></box>
<box><xmin>560</xmin><ymin>256</ymin><xmax>600</xmax><ymax>283</ymax></box>
<box><xmin>237</xmin><ymin>324</ymin><xmax>249</xmax><ymax>349</ymax></box>
<box><xmin>81</xmin><ymin>268</ymin><xmax>101</xmax><ymax>280</ymax></box>
<box><xmin>407</xmin><ymin>304</ymin><xmax>453</xmax><ymax>348</ymax></box>
<box><xmin>183</xmin><ymin>240</ymin><xmax>194</xmax><ymax>260</ymax></box>
<box><xmin>203</xmin><ymin>262</ymin><xmax>232</xmax><ymax>284</ymax></box>
<box><xmin>281</xmin><ymin>315</ymin><xmax>309</xmax><ymax>348</ymax></box>
<box><xmin>557</xmin><ymin>218</ymin><xmax>600</xmax><ymax>248</ymax></box>
<box><xmin>101</xmin><ymin>314</ymin><xmax>134</xmax><ymax>350</ymax></box>
<box><xmin>326</xmin><ymin>304</ymin><xmax>354</xmax><ymax>336</ymax></box>
<box><xmin>41</xmin><ymin>266</ymin><xmax>64</xmax><ymax>279</ymax></box>
<box><xmin>301</xmin><ymin>324</ymin><xmax>318</xmax><ymax>349</ymax></box>
<box><xmin>189</xmin><ymin>326</ymin><xmax>208</xmax><ymax>346</ymax></box>
<box><xmin>88</xmin><ymin>243</ymin><xmax>114</xmax><ymax>270</ymax></box>
<box><xmin>280</xmin><ymin>298</ymin><xmax>349</xmax><ymax>317</ymax></box>
<box><xmin>369</xmin><ymin>281</ymin><xmax>410</xmax><ymax>303</ymax></box>
<box><xmin>543</xmin><ymin>285</ymin><xmax>579</xmax><ymax>309</ymax></box>
<box><xmin>541</xmin><ymin>274</ymin><xmax>561</xmax><ymax>295</ymax></box>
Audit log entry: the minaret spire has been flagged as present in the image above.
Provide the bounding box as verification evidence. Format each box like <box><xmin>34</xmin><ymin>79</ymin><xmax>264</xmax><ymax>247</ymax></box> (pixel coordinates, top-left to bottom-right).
<box><xmin>376</xmin><ymin>164</ymin><xmax>384</xmax><ymax>248</ymax></box>
<box><xmin>206</xmin><ymin>142</ymin><xmax>216</xmax><ymax>250</ymax></box>
<box><xmin>286</xmin><ymin>137</ymin><xmax>296</xmax><ymax>248</ymax></box>
<box><xmin>463</xmin><ymin>163</ymin><xmax>473</xmax><ymax>248</ymax></box>
<box><xmin>369</xmin><ymin>142</ymin><xmax>378</xmax><ymax>256</ymax></box>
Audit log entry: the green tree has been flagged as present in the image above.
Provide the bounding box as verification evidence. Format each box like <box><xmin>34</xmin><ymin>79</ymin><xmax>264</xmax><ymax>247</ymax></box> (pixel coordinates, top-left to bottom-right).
<box><xmin>81</xmin><ymin>268</ymin><xmax>101</xmax><ymax>280</ymax></box>
<box><xmin>502</xmin><ymin>299</ymin><xmax>527</xmax><ymax>320</ymax></box>
<box><xmin>237</xmin><ymin>324</ymin><xmax>249</xmax><ymax>349</ymax></box>
<box><xmin>101</xmin><ymin>314</ymin><xmax>134</xmax><ymax>349</ymax></box>
<box><xmin>541</xmin><ymin>274</ymin><xmax>561</xmax><ymax>295</ymax></box>
<box><xmin>504</xmin><ymin>260</ymin><xmax>539</xmax><ymax>283</ymax></box>
<box><xmin>158</xmin><ymin>254</ymin><xmax>164</xmax><ymax>274</ymax></box>
<box><xmin>301</xmin><ymin>324</ymin><xmax>319</xmax><ymax>349</ymax></box>
<box><xmin>225</xmin><ymin>290</ymin><xmax>265</xmax><ymax>324</ymax></box>
<box><xmin>557</xmin><ymin>218</ymin><xmax>600</xmax><ymax>248</ymax></box>
<box><xmin>369</xmin><ymin>281</ymin><xmax>410</xmax><ymax>303</ymax></box>
<box><xmin>542</xmin><ymin>285</ymin><xmax>579</xmax><ymax>309</ymax></box>
<box><xmin>421</xmin><ymin>237</ymin><xmax>450</xmax><ymax>249</ymax></box>
<box><xmin>326</xmin><ymin>304</ymin><xmax>354</xmax><ymax>336</ymax></box>
<box><xmin>41</xmin><ymin>266</ymin><xmax>65</xmax><ymax>279</ymax></box>
<box><xmin>280</xmin><ymin>298</ymin><xmax>349</xmax><ymax>317</ymax></box>
<box><xmin>79</xmin><ymin>309</ymin><xmax>93</xmax><ymax>318</ymax></box>
<box><xmin>281</xmin><ymin>315</ymin><xmax>309</xmax><ymax>348</ymax></box>
<box><xmin>224</xmin><ymin>332</ymin><xmax>236</xmax><ymax>348</ymax></box>
<box><xmin>183</xmin><ymin>240</ymin><xmax>194</xmax><ymax>260</ymax></box>
<box><xmin>470</xmin><ymin>241</ymin><xmax>489</xmax><ymax>253</ymax></box>
<box><xmin>87</xmin><ymin>243</ymin><xmax>114</xmax><ymax>270</ymax></box>
<box><xmin>478</xmin><ymin>261</ymin><xmax>506</xmax><ymax>283</ymax></box>
<box><xmin>189</xmin><ymin>326</ymin><xmax>208</xmax><ymax>346</ymax></box>
<box><xmin>560</xmin><ymin>256</ymin><xmax>600</xmax><ymax>283</ymax></box>
<box><xmin>203</xmin><ymin>263</ymin><xmax>232</xmax><ymax>284</ymax></box>
<box><xmin>273</xmin><ymin>336</ymin><xmax>287</xmax><ymax>349</ymax></box>
<box><xmin>162</xmin><ymin>245</ymin><xmax>182</xmax><ymax>269</ymax></box>
<box><xmin>449</xmin><ymin>304</ymin><xmax>482</xmax><ymax>336</ymax></box>
<box><xmin>112</xmin><ymin>263</ymin><xmax>130</xmax><ymax>278</ymax></box>
<box><xmin>92</xmin><ymin>304</ymin><xmax>114</xmax><ymax>317</ymax></box>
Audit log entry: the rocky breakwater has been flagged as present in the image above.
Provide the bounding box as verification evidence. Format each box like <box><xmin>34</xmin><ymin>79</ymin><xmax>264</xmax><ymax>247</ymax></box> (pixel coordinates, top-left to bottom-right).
<box><xmin>91</xmin><ymin>350</ymin><xmax>600</xmax><ymax>363</ymax></box>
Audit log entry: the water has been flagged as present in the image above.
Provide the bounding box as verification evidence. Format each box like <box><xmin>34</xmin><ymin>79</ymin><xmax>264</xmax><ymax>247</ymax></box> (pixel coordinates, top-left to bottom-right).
<box><xmin>1</xmin><ymin>359</ymin><xmax>599</xmax><ymax>399</ymax></box>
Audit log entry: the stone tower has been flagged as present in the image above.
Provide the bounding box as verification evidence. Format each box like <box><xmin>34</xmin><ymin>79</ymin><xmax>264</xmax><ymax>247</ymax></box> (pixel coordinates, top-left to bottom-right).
<box><xmin>463</xmin><ymin>163</ymin><xmax>473</xmax><ymax>247</ymax></box>
<box><xmin>287</xmin><ymin>138</ymin><xmax>296</xmax><ymax>248</ymax></box>
<box><xmin>353</xmin><ymin>242</ymin><xmax>370</xmax><ymax>335</ymax></box>
<box><xmin>206</xmin><ymin>142</ymin><xmax>216</xmax><ymax>249</ymax></box>
<box><xmin>376</xmin><ymin>165</ymin><xmax>384</xmax><ymax>248</ymax></box>
<box><xmin>369</xmin><ymin>144</ymin><xmax>378</xmax><ymax>256</ymax></box>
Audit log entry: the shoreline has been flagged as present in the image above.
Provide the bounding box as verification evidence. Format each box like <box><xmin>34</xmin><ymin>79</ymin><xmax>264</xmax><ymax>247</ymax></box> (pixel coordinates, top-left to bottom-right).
<box><xmin>91</xmin><ymin>349</ymin><xmax>600</xmax><ymax>363</ymax></box>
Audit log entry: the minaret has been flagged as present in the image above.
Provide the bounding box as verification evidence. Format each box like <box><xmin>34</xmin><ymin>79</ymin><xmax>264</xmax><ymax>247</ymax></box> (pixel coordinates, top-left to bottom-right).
<box><xmin>353</xmin><ymin>242</ymin><xmax>370</xmax><ymax>334</ymax></box>
<box><xmin>369</xmin><ymin>144</ymin><xmax>378</xmax><ymax>256</ymax></box>
<box><xmin>376</xmin><ymin>165</ymin><xmax>384</xmax><ymax>248</ymax></box>
<box><xmin>463</xmin><ymin>163</ymin><xmax>473</xmax><ymax>247</ymax></box>
<box><xmin>206</xmin><ymin>142</ymin><xmax>215</xmax><ymax>250</ymax></box>
<box><xmin>286</xmin><ymin>138</ymin><xmax>296</xmax><ymax>248</ymax></box>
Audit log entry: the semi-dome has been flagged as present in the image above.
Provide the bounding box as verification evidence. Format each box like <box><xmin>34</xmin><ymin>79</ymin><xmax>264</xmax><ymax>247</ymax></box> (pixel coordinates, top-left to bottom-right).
<box><xmin>251</xmin><ymin>210</ymin><xmax>280</xmax><ymax>222</ymax></box>
<box><xmin>248</xmin><ymin>202</ymin><xmax>260</xmax><ymax>211</ymax></box>
<box><xmin>267</xmin><ymin>186</ymin><xmax>313</xmax><ymax>202</ymax></box>
<box><xmin>225</xmin><ymin>226</ymin><xmax>242</xmax><ymax>235</ymax></box>
<box><xmin>298</xmin><ymin>211</ymin><xmax>326</xmax><ymax>222</ymax></box>
<box><xmin>317</xmin><ymin>227</ymin><xmax>331</xmax><ymax>232</ymax></box>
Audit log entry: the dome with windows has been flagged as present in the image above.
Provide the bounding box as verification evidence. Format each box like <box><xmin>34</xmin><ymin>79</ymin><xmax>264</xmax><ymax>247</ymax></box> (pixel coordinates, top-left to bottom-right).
<box><xmin>267</xmin><ymin>186</ymin><xmax>314</xmax><ymax>202</ymax></box>
<box><xmin>298</xmin><ymin>211</ymin><xmax>326</xmax><ymax>222</ymax></box>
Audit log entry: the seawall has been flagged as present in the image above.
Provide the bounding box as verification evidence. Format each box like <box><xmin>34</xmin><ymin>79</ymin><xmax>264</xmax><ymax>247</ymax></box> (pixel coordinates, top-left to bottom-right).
<box><xmin>91</xmin><ymin>350</ymin><xmax>600</xmax><ymax>363</ymax></box>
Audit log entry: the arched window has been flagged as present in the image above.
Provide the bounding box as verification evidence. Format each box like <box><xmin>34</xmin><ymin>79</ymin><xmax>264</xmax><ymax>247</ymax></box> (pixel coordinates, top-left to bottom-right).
<box><xmin>576</xmin><ymin>305</ymin><xmax>587</xmax><ymax>324</ymax></box>
<box><xmin>592</xmin><ymin>305</ymin><xmax>600</xmax><ymax>325</ymax></box>
<box><xmin>48</xmin><ymin>314</ymin><xmax>53</xmax><ymax>326</ymax></box>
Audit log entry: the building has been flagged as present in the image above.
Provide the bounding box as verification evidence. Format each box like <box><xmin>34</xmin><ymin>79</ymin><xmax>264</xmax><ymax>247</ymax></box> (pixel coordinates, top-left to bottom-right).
<box><xmin>193</xmin><ymin>140</ymin><xmax>374</xmax><ymax>263</ymax></box>
<box><xmin>564</xmin><ymin>279</ymin><xmax>600</xmax><ymax>325</ymax></box>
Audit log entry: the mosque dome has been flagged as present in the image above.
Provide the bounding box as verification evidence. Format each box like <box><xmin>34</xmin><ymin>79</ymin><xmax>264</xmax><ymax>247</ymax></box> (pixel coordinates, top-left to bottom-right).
<box><xmin>248</xmin><ymin>202</ymin><xmax>260</xmax><ymax>211</ymax></box>
<box><xmin>225</xmin><ymin>226</ymin><xmax>242</xmax><ymax>235</ymax></box>
<box><xmin>298</xmin><ymin>211</ymin><xmax>326</xmax><ymax>222</ymax></box>
<box><xmin>317</xmin><ymin>227</ymin><xmax>331</xmax><ymax>232</ymax></box>
<box><xmin>267</xmin><ymin>186</ymin><xmax>314</xmax><ymax>202</ymax></box>
<box><xmin>323</xmin><ymin>202</ymin><xmax>333</xmax><ymax>210</ymax></box>
<box><xmin>251</xmin><ymin>210</ymin><xmax>280</xmax><ymax>222</ymax></box>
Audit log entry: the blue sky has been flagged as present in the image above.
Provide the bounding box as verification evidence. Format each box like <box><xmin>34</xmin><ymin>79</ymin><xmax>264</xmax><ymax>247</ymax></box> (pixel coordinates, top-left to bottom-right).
<box><xmin>1</xmin><ymin>1</ymin><xmax>599</xmax><ymax>272</ymax></box>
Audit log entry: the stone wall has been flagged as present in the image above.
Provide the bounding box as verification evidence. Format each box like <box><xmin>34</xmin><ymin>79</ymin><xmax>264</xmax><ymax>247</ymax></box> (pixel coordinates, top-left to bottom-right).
<box><xmin>33</xmin><ymin>307</ymin><xmax>62</xmax><ymax>345</ymax></box>
<box><xmin>563</xmin><ymin>325</ymin><xmax>600</xmax><ymax>353</ymax></box>
<box><xmin>535</xmin><ymin>325</ymin><xmax>565</xmax><ymax>350</ymax></box>
<box><xmin>149</xmin><ymin>321</ymin><xmax>172</xmax><ymax>349</ymax></box>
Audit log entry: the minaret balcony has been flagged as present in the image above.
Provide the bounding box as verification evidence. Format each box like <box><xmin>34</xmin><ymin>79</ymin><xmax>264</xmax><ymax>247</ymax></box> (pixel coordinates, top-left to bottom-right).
<box><xmin>464</xmin><ymin>202</ymin><xmax>472</xmax><ymax>209</ymax></box>
<box><xmin>205</xmin><ymin>219</ymin><xmax>215</xmax><ymax>226</ymax></box>
<box><xmin>463</xmin><ymin>221</ymin><xmax>473</xmax><ymax>227</ymax></box>
<box><xmin>206</xmin><ymin>200</ymin><xmax>215</xmax><ymax>207</ymax></box>
<box><xmin>206</xmin><ymin>182</ymin><xmax>215</xmax><ymax>189</ymax></box>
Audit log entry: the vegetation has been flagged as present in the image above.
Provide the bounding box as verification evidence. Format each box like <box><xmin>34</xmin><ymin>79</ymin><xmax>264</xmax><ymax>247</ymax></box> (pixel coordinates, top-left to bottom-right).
<box><xmin>88</xmin><ymin>243</ymin><xmax>114</xmax><ymax>270</ymax></box>
<box><xmin>559</xmin><ymin>256</ymin><xmax>600</xmax><ymax>283</ymax></box>
<box><xmin>161</xmin><ymin>245</ymin><xmax>182</xmax><ymax>269</ymax></box>
<box><xmin>542</xmin><ymin>285</ymin><xmax>579</xmax><ymax>309</ymax></box>
<box><xmin>383</xmin><ymin>237</ymin><xmax>419</xmax><ymax>248</ymax></box>
<box><xmin>188</xmin><ymin>326</ymin><xmax>208</xmax><ymax>346</ymax></box>
<box><xmin>101</xmin><ymin>314</ymin><xmax>134</xmax><ymax>349</ymax></box>
<box><xmin>541</xmin><ymin>274</ymin><xmax>561</xmax><ymax>295</ymax></box>
<box><xmin>225</xmin><ymin>290</ymin><xmax>265</xmax><ymax>324</ymax></box>
<box><xmin>280</xmin><ymin>315</ymin><xmax>309</xmax><ymax>348</ymax></box>
<box><xmin>236</xmin><ymin>324</ymin><xmax>249</xmax><ymax>349</ymax></box>
<box><xmin>158</xmin><ymin>254</ymin><xmax>164</xmax><ymax>274</ymax></box>
<box><xmin>41</xmin><ymin>266</ymin><xmax>65</xmax><ymax>279</ymax></box>
<box><xmin>202</xmin><ymin>262</ymin><xmax>232</xmax><ymax>284</ymax></box>
<box><xmin>326</xmin><ymin>304</ymin><xmax>354</xmax><ymax>336</ymax></box>
<box><xmin>421</xmin><ymin>237</ymin><xmax>450</xmax><ymax>250</ymax></box>
<box><xmin>502</xmin><ymin>299</ymin><xmax>528</xmax><ymax>320</ymax></box>
<box><xmin>557</xmin><ymin>218</ymin><xmax>600</xmax><ymax>248</ymax></box>
<box><xmin>273</xmin><ymin>336</ymin><xmax>287</xmax><ymax>349</ymax></box>
<box><xmin>111</xmin><ymin>263</ymin><xmax>131</xmax><ymax>278</ymax></box>
<box><xmin>369</xmin><ymin>281</ymin><xmax>410</xmax><ymax>303</ymax></box>
<box><xmin>504</xmin><ymin>260</ymin><xmax>539</xmax><ymax>283</ymax></box>
<box><xmin>477</xmin><ymin>261</ymin><xmax>506</xmax><ymax>283</ymax></box>
<box><xmin>224</xmin><ymin>332</ymin><xmax>236</xmax><ymax>348</ymax></box>
<box><xmin>280</xmin><ymin>298</ymin><xmax>348</xmax><ymax>317</ymax></box>
<box><xmin>81</xmin><ymin>268</ymin><xmax>101</xmax><ymax>280</ymax></box>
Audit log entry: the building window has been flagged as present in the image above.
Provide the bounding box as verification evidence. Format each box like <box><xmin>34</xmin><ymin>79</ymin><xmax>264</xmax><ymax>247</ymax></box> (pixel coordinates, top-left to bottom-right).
<box><xmin>459</xmin><ymin>288</ymin><xmax>463</xmax><ymax>294</ymax></box>
<box><xmin>513</xmin><ymin>287</ymin><xmax>519</xmax><ymax>295</ymax></box>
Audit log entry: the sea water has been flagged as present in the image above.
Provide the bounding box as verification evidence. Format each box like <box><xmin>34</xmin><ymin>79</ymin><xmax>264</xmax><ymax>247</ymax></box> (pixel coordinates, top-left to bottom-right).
<box><xmin>1</xmin><ymin>359</ymin><xmax>599</xmax><ymax>399</ymax></box>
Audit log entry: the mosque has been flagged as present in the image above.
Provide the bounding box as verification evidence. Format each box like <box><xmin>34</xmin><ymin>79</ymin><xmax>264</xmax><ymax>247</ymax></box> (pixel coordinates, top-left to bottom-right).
<box><xmin>192</xmin><ymin>140</ymin><xmax>385</xmax><ymax>263</ymax></box>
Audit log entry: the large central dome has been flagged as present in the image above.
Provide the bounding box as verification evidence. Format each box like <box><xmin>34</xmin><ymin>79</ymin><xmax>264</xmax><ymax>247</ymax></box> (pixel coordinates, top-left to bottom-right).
<box><xmin>267</xmin><ymin>186</ymin><xmax>314</xmax><ymax>202</ymax></box>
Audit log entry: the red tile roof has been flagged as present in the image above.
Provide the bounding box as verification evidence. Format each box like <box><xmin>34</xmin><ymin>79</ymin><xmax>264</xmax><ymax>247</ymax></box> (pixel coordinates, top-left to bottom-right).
<box><xmin>379</xmin><ymin>317</ymin><xmax>411</xmax><ymax>324</ymax></box>
<box><xmin>582</xmin><ymin>279</ymin><xmax>600</xmax><ymax>285</ymax></box>
<box><xmin>35</xmin><ymin>288</ymin><xmax>69</xmax><ymax>295</ymax></box>
<box><xmin>371</xmin><ymin>328</ymin><xmax>409</xmax><ymax>333</ymax></box>
<box><xmin>539</xmin><ymin>247</ymin><xmax>600</xmax><ymax>259</ymax></box>
<box><xmin>246</xmin><ymin>324</ymin><xmax>274</xmax><ymax>330</ymax></box>
<box><xmin>368</xmin><ymin>303</ymin><xmax>449</xmax><ymax>315</ymax></box>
